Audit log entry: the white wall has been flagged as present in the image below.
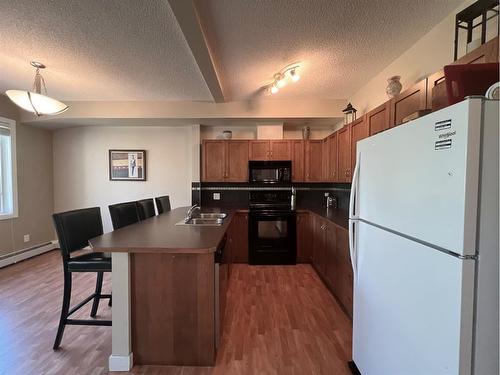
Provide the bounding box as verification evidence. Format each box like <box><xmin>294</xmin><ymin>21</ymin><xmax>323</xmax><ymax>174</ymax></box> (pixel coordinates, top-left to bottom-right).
<box><xmin>53</xmin><ymin>126</ymin><xmax>196</xmax><ymax>232</ymax></box>
<box><xmin>349</xmin><ymin>0</ymin><xmax>497</xmax><ymax>115</ymax></box>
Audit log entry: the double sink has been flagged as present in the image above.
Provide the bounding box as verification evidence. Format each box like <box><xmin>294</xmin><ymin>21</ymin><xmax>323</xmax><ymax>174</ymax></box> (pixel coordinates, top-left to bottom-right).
<box><xmin>176</xmin><ymin>212</ymin><xmax>227</xmax><ymax>226</ymax></box>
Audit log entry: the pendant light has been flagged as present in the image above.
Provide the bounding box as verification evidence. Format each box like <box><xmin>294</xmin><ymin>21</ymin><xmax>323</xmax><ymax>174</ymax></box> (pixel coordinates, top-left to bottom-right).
<box><xmin>6</xmin><ymin>61</ymin><xmax>68</xmax><ymax>116</ymax></box>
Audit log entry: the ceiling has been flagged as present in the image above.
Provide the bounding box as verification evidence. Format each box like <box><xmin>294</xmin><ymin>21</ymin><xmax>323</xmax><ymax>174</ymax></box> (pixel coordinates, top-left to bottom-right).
<box><xmin>0</xmin><ymin>0</ymin><xmax>212</xmax><ymax>101</ymax></box>
<box><xmin>0</xmin><ymin>0</ymin><xmax>462</xmax><ymax>104</ymax></box>
<box><xmin>196</xmin><ymin>0</ymin><xmax>462</xmax><ymax>101</ymax></box>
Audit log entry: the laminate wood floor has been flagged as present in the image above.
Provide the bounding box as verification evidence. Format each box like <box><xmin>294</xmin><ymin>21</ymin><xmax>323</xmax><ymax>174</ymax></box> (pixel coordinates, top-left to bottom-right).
<box><xmin>0</xmin><ymin>250</ymin><xmax>352</xmax><ymax>375</ymax></box>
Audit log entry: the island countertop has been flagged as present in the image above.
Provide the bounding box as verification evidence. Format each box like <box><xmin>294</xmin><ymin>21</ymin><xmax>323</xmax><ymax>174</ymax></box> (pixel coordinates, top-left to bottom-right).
<box><xmin>89</xmin><ymin>206</ymin><xmax>235</xmax><ymax>254</ymax></box>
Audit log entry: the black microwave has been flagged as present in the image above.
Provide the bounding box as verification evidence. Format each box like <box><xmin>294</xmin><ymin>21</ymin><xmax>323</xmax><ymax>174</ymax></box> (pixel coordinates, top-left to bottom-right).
<box><xmin>249</xmin><ymin>160</ymin><xmax>292</xmax><ymax>184</ymax></box>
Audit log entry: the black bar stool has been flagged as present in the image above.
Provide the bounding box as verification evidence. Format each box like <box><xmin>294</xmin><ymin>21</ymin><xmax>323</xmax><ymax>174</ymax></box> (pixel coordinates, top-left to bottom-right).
<box><xmin>155</xmin><ymin>195</ymin><xmax>171</xmax><ymax>214</ymax></box>
<box><xmin>136</xmin><ymin>198</ymin><xmax>155</xmax><ymax>220</ymax></box>
<box><xmin>108</xmin><ymin>201</ymin><xmax>140</xmax><ymax>230</ymax></box>
<box><xmin>52</xmin><ymin>207</ymin><xmax>112</xmax><ymax>350</ymax></box>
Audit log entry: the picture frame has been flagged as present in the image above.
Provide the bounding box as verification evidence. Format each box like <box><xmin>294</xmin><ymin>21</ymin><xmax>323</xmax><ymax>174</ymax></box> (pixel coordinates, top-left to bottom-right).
<box><xmin>109</xmin><ymin>149</ymin><xmax>146</xmax><ymax>181</ymax></box>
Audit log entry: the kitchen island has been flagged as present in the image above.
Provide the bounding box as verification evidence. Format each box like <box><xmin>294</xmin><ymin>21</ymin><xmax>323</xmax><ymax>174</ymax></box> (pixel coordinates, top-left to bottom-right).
<box><xmin>89</xmin><ymin>206</ymin><xmax>234</xmax><ymax>371</ymax></box>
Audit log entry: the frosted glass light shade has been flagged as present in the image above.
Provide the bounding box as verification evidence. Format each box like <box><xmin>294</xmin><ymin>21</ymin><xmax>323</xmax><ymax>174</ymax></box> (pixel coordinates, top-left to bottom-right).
<box><xmin>5</xmin><ymin>90</ymin><xmax>68</xmax><ymax>116</ymax></box>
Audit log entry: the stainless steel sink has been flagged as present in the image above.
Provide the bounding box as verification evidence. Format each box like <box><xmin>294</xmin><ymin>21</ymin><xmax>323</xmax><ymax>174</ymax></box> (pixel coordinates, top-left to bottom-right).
<box><xmin>195</xmin><ymin>213</ymin><xmax>227</xmax><ymax>219</ymax></box>
<box><xmin>175</xmin><ymin>213</ymin><xmax>226</xmax><ymax>226</ymax></box>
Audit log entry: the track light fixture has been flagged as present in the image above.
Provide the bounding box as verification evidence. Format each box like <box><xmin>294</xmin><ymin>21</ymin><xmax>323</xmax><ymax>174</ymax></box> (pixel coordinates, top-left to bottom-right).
<box><xmin>267</xmin><ymin>64</ymin><xmax>301</xmax><ymax>95</ymax></box>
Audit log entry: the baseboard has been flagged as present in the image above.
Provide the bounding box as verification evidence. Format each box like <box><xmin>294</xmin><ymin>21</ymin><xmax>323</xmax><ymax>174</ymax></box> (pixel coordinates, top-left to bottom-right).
<box><xmin>109</xmin><ymin>353</ymin><xmax>134</xmax><ymax>372</ymax></box>
<box><xmin>0</xmin><ymin>240</ymin><xmax>58</xmax><ymax>269</ymax></box>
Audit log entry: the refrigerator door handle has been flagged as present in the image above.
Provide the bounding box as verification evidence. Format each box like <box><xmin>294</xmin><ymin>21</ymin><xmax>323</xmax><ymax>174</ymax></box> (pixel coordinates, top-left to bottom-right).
<box><xmin>349</xmin><ymin>219</ymin><xmax>357</xmax><ymax>278</ymax></box>
<box><xmin>349</xmin><ymin>152</ymin><xmax>361</xmax><ymax>219</ymax></box>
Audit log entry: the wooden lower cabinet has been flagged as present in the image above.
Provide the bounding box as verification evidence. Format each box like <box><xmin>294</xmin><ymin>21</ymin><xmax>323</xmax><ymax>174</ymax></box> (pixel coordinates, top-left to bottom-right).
<box><xmin>296</xmin><ymin>212</ymin><xmax>312</xmax><ymax>262</ymax></box>
<box><xmin>310</xmin><ymin>213</ymin><xmax>353</xmax><ymax>319</ymax></box>
<box><xmin>230</xmin><ymin>212</ymin><xmax>249</xmax><ymax>263</ymax></box>
<box><xmin>312</xmin><ymin>214</ymin><xmax>327</xmax><ymax>275</ymax></box>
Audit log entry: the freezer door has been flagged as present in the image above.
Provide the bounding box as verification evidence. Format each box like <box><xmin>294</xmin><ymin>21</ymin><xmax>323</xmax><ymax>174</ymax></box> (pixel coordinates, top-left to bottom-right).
<box><xmin>352</xmin><ymin>221</ymin><xmax>475</xmax><ymax>375</ymax></box>
<box><xmin>355</xmin><ymin>99</ymin><xmax>482</xmax><ymax>256</ymax></box>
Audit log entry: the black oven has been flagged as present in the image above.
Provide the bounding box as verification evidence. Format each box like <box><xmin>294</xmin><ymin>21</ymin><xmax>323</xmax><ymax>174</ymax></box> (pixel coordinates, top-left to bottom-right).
<box><xmin>249</xmin><ymin>161</ymin><xmax>291</xmax><ymax>184</ymax></box>
<box><xmin>248</xmin><ymin>190</ymin><xmax>296</xmax><ymax>265</ymax></box>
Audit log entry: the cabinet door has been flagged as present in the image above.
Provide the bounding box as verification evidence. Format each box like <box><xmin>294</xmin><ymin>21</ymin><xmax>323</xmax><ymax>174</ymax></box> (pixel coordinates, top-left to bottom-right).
<box><xmin>231</xmin><ymin>213</ymin><xmax>248</xmax><ymax>263</ymax></box>
<box><xmin>270</xmin><ymin>140</ymin><xmax>291</xmax><ymax>160</ymax></box>
<box><xmin>312</xmin><ymin>215</ymin><xmax>326</xmax><ymax>276</ymax></box>
<box><xmin>322</xmin><ymin>138</ymin><xmax>330</xmax><ymax>182</ymax></box>
<box><xmin>336</xmin><ymin>227</ymin><xmax>353</xmax><ymax>318</ymax></box>
<box><xmin>305</xmin><ymin>140</ymin><xmax>323</xmax><ymax>182</ymax></box>
<box><xmin>324</xmin><ymin>221</ymin><xmax>337</xmax><ymax>291</ymax></box>
<box><xmin>329</xmin><ymin>133</ymin><xmax>338</xmax><ymax>182</ymax></box>
<box><xmin>249</xmin><ymin>141</ymin><xmax>270</xmax><ymax>160</ymax></box>
<box><xmin>291</xmin><ymin>140</ymin><xmax>304</xmax><ymax>182</ymax></box>
<box><xmin>296</xmin><ymin>213</ymin><xmax>311</xmax><ymax>263</ymax></box>
<box><xmin>337</xmin><ymin>126</ymin><xmax>351</xmax><ymax>183</ymax></box>
<box><xmin>350</xmin><ymin>116</ymin><xmax>369</xmax><ymax>173</ymax></box>
<box><xmin>226</xmin><ymin>141</ymin><xmax>249</xmax><ymax>182</ymax></box>
<box><xmin>202</xmin><ymin>140</ymin><xmax>226</xmax><ymax>182</ymax></box>
<box><xmin>390</xmin><ymin>79</ymin><xmax>427</xmax><ymax>127</ymax></box>
<box><xmin>367</xmin><ymin>101</ymin><xmax>391</xmax><ymax>136</ymax></box>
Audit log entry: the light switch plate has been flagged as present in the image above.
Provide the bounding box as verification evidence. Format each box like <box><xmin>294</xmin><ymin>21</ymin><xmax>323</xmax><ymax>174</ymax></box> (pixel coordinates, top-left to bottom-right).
<box><xmin>324</xmin><ymin>192</ymin><xmax>330</xmax><ymax>197</ymax></box>
<box><xmin>213</xmin><ymin>192</ymin><xmax>221</xmax><ymax>200</ymax></box>
<box><xmin>23</xmin><ymin>234</ymin><xmax>30</xmax><ymax>243</ymax></box>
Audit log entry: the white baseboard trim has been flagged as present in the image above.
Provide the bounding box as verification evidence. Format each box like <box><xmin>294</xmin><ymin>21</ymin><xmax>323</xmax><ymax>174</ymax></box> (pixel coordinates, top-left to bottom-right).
<box><xmin>0</xmin><ymin>240</ymin><xmax>58</xmax><ymax>269</ymax></box>
<box><xmin>109</xmin><ymin>353</ymin><xmax>134</xmax><ymax>372</ymax></box>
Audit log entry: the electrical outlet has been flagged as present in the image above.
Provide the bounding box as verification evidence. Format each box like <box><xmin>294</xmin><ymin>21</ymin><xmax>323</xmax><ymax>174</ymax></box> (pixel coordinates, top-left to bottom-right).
<box><xmin>23</xmin><ymin>234</ymin><xmax>30</xmax><ymax>243</ymax></box>
<box><xmin>213</xmin><ymin>192</ymin><xmax>221</xmax><ymax>200</ymax></box>
<box><xmin>324</xmin><ymin>192</ymin><xmax>330</xmax><ymax>197</ymax></box>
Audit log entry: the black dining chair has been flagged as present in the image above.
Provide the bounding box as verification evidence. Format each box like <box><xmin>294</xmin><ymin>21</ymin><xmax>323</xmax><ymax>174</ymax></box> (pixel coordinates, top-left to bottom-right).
<box><xmin>155</xmin><ymin>195</ymin><xmax>171</xmax><ymax>214</ymax></box>
<box><xmin>136</xmin><ymin>198</ymin><xmax>156</xmax><ymax>220</ymax></box>
<box><xmin>108</xmin><ymin>201</ymin><xmax>141</xmax><ymax>230</ymax></box>
<box><xmin>52</xmin><ymin>207</ymin><xmax>112</xmax><ymax>350</ymax></box>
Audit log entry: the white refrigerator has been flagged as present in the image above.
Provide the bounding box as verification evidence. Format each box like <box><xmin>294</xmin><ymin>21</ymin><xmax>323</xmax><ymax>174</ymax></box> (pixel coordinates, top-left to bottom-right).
<box><xmin>349</xmin><ymin>98</ymin><xmax>499</xmax><ymax>375</ymax></box>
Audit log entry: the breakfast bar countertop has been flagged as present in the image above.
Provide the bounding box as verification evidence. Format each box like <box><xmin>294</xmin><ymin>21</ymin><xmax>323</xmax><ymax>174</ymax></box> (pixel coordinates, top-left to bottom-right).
<box><xmin>89</xmin><ymin>206</ymin><xmax>235</xmax><ymax>254</ymax></box>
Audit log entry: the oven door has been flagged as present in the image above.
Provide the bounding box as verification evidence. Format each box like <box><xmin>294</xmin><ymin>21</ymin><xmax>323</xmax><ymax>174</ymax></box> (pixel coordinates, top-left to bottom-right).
<box><xmin>249</xmin><ymin>211</ymin><xmax>296</xmax><ymax>265</ymax></box>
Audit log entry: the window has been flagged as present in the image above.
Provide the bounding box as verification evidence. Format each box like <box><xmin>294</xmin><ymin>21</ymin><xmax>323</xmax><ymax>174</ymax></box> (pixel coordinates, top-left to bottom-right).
<box><xmin>0</xmin><ymin>117</ymin><xmax>17</xmax><ymax>219</ymax></box>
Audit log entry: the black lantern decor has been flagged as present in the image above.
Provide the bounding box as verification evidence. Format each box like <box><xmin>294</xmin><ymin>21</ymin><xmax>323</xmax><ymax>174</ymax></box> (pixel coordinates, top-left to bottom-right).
<box><xmin>342</xmin><ymin>102</ymin><xmax>357</xmax><ymax>125</ymax></box>
<box><xmin>454</xmin><ymin>0</ymin><xmax>499</xmax><ymax>60</ymax></box>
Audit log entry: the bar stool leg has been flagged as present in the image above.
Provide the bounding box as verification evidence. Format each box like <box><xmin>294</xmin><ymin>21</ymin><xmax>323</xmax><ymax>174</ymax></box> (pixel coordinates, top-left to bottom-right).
<box><xmin>53</xmin><ymin>270</ymin><xmax>72</xmax><ymax>350</ymax></box>
<box><xmin>90</xmin><ymin>272</ymin><xmax>103</xmax><ymax>318</ymax></box>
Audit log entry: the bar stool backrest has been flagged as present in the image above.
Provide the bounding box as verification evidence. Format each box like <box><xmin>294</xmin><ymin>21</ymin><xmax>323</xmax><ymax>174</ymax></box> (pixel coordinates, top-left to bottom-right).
<box><xmin>155</xmin><ymin>195</ymin><xmax>171</xmax><ymax>215</ymax></box>
<box><xmin>52</xmin><ymin>207</ymin><xmax>104</xmax><ymax>260</ymax></box>
<box><xmin>136</xmin><ymin>198</ymin><xmax>156</xmax><ymax>220</ymax></box>
<box><xmin>108</xmin><ymin>201</ymin><xmax>140</xmax><ymax>230</ymax></box>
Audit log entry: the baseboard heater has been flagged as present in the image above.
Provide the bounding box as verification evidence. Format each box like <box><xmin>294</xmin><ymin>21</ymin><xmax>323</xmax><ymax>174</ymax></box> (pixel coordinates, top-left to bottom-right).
<box><xmin>0</xmin><ymin>241</ymin><xmax>57</xmax><ymax>268</ymax></box>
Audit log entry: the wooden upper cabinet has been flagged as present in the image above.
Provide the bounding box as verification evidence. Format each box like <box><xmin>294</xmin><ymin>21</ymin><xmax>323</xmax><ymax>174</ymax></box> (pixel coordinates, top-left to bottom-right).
<box><xmin>350</xmin><ymin>116</ymin><xmax>369</xmax><ymax>173</ymax></box>
<box><xmin>305</xmin><ymin>140</ymin><xmax>324</xmax><ymax>182</ymax></box>
<box><xmin>367</xmin><ymin>101</ymin><xmax>391</xmax><ymax>136</ymax></box>
<box><xmin>329</xmin><ymin>133</ymin><xmax>338</xmax><ymax>182</ymax></box>
<box><xmin>270</xmin><ymin>140</ymin><xmax>291</xmax><ymax>160</ymax></box>
<box><xmin>390</xmin><ymin>79</ymin><xmax>427</xmax><ymax>127</ymax></box>
<box><xmin>226</xmin><ymin>141</ymin><xmax>249</xmax><ymax>182</ymax></box>
<box><xmin>291</xmin><ymin>140</ymin><xmax>304</xmax><ymax>182</ymax></box>
<box><xmin>202</xmin><ymin>140</ymin><xmax>248</xmax><ymax>182</ymax></box>
<box><xmin>249</xmin><ymin>141</ymin><xmax>270</xmax><ymax>160</ymax></box>
<box><xmin>337</xmin><ymin>125</ymin><xmax>351</xmax><ymax>183</ymax></box>
<box><xmin>202</xmin><ymin>140</ymin><xmax>226</xmax><ymax>182</ymax></box>
<box><xmin>321</xmin><ymin>138</ymin><xmax>330</xmax><ymax>182</ymax></box>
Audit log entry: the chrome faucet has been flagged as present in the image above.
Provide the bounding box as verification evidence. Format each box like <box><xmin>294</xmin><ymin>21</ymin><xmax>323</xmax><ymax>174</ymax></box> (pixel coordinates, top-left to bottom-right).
<box><xmin>187</xmin><ymin>204</ymin><xmax>200</xmax><ymax>220</ymax></box>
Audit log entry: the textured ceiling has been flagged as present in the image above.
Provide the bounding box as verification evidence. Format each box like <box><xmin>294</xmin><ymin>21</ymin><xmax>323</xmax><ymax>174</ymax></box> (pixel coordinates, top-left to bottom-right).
<box><xmin>196</xmin><ymin>0</ymin><xmax>462</xmax><ymax>100</ymax></box>
<box><xmin>1</xmin><ymin>0</ymin><xmax>463</xmax><ymax>103</ymax></box>
<box><xmin>0</xmin><ymin>0</ymin><xmax>212</xmax><ymax>101</ymax></box>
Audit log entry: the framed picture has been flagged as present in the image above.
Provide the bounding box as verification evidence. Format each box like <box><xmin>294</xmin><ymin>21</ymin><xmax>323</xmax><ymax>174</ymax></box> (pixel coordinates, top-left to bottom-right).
<box><xmin>109</xmin><ymin>150</ymin><xmax>146</xmax><ymax>181</ymax></box>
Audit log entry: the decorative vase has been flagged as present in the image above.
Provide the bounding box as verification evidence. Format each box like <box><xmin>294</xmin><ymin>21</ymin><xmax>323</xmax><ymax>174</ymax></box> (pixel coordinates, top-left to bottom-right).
<box><xmin>302</xmin><ymin>126</ymin><xmax>310</xmax><ymax>140</ymax></box>
<box><xmin>386</xmin><ymin>76</ymin><xmax>402</xmax><ymax>98</ymax></box>
<box><xmin>222</xmin><ymin>130</ymin><xmax>232</xmax><ymax>140</ymax></box>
